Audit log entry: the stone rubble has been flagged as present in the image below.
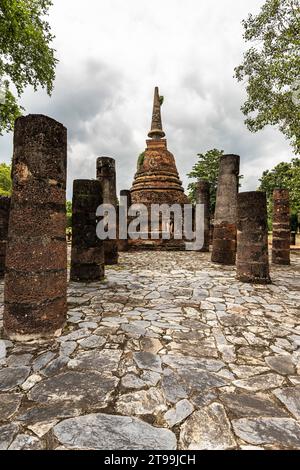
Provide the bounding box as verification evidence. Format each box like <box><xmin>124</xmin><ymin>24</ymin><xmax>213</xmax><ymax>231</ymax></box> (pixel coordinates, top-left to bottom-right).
<box><xmin>0</xmin><ymin>251</ymin><xmax>300</xmax><ymax>449</ymax></box>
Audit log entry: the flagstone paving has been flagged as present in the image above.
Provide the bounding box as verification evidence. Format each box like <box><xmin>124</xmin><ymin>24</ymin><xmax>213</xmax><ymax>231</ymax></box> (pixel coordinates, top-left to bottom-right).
<box><xmin>0</xmin><ymin>251</ymin><xmax>300</xmax><ymax>450</ymax></box>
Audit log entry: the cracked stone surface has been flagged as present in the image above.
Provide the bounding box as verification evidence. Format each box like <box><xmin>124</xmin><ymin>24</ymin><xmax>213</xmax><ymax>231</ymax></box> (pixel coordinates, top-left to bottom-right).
<box><xmin>0</xmin><ymin>251</ymin><xmax>300</xmax><ymax>449</ymax></box>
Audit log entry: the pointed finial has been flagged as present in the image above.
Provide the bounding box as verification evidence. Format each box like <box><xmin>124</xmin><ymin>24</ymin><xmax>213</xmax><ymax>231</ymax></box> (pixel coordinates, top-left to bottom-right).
<box><xmin>148</xmin><ymin>87</ymin><xmax>165</xmax><ymax>139</ymax></box>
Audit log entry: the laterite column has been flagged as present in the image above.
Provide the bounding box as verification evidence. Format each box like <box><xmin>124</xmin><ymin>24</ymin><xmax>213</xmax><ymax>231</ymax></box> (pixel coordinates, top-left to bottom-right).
<box><xmin>195</xmin><ymin>180</ymin><xmax>210</xmax><ymax>252</ymax></box>
<box><xmin>0</xmin><ymin>196</ymin><xmax>11</xmax><ymax>277</ymax></box>
<box><xmin>212</xmin><ymin>154</ymin><xmax>240</xmax><ymax>265</ymax></box>
<box><xmin>272</xmin><ymin>189</ymin><xmax>290</xmax><ymax>265</ymax></box>
<box><xmin>4</xmin><ymin>114</ymin><xmax>67</xmax><ymax>341</ymax></box>
<box><xmin>96</xmin><ymin>157</ymin><xmax>118</xmax><ymax>265</ymax></box>
<box><xmin>118</xmin><ymin>190</ymin><xmax>132</xmax><ymax>252</ymax></box>
<box><xmin>70</xmin><ymin>180</ymin><xmax>104</xmax><ymax>282</ymax></box>
<box><xmin>237</xmin><ymin>191</ymin><xmax>271</xmax><ymax>284</ymax></box>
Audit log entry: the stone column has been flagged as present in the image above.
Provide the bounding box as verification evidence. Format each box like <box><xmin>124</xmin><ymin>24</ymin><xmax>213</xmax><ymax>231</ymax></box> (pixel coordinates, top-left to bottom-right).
<box><xmin>96</xmin><ymin>157</ymin><xmax>118</xmax><ymax>265</ymax></box>
<box><xmin>70</xmin><ymin>180</ymin><xmax>104</xmax><ymax>282</ymax></box>
<box><xmin>195</xmin><ymin>180</ymin><xmax>210</xmax><ymax>252</ymax></box>
<box><xmin>272</xmin><ymin>189</ymin><xmax>290</xmax><ymax>265</ymax></box>
<box><xmin>237</xmin><ymin>191</ymin><xmax>271</xmax><ymax>284</ymax></box>
<box><xmin>118</xmin><ymin>190</ymin><xmax>131</xmax><ymax>252</ymax></box>
<box><xmin>212</xmin><ymin>154</ymin><xmax>240</xmax><ymax>265</ymax></box>
<box><xmin>4</xmin><ymin>115</ymin><xmax>67</xmax><ymax>341</ymax></box>
<box><xmin>0</xmin><ymin>196</ymin><xmax>11</xmax><ymax>277</ymax></box>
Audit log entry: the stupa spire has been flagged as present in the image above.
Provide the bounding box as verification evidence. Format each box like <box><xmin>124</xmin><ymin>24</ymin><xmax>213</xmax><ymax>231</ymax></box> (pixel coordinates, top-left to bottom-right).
<box><xmin>148</xmin><ymin>87</ymin><xmax>165</xmax><ymax>139</ymax></box>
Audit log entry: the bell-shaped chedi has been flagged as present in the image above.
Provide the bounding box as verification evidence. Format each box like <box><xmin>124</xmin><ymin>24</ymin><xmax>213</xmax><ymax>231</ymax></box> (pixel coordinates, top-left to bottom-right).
<box><xmin>131</xmin><ymin>87</ymin><xmax>188</xmax><ymax>206</ymax></box>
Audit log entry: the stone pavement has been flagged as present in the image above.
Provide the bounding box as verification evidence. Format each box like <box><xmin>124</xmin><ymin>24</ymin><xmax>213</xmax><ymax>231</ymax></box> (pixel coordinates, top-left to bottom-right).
<box><xmin>0</xmin><ymin>251</ymin><xmax>300</xmax><ymax>450</ymax></box>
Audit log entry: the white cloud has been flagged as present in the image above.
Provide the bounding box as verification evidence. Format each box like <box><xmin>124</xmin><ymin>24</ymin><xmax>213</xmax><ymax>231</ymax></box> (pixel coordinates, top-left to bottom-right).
<box><xmin>0</xmin><ymin>0</ymin><xmax>293</xmax><ymax>199</ymax></box>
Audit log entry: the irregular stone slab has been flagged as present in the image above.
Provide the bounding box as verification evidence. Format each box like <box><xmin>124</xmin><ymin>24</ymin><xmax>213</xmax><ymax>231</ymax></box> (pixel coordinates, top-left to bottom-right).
<box><xmin>0</xmin><ymin>340</ymin><xmax>6</xmax><ymax>360</ymax></box>
<box><xmin>68</xmin><ymin>350</ymin><xmax>121</xmax><ymax>375</ymax></box>
<box><xmin>233</xmin><ymin>373</ymin><xmax>284</xmax><ymax>391</ymax></box>
<box><xmin>28</xmin><ymin>371</ymin><xmax>118</xmax><ymax>408</ymax></box>
<box><xmin>265</xmin><ymin>356</ymin><xmax>295</xmax><ymax>375</ymax></box>
<box><xmin>8</xmin><ymin>434</ymin><xmax>43</xmax><ymax>450</ymax></box>
<box><xmin>78</xmin><ymin>335</ymin><xmax>106</xmax><ymax>349</ymax></box>
<box><xmin>0</xmin><ymin>423</ymin><xmax>19</xmax><ymax>450</ymax></box>
<box><xmin>43</xmin><ymin>356</ymin><xmax>70</xmax><ymax>377</ymax></box>
<box><xmin>28</xmin><ymin>420</ymin><xmax>59</xmax><ymax>438</ymax></box>
<box><xmin>180</xmin><ymin>403</ymin><xmax>236</xmax><ymax>450</ymax></box>
<box><xmin>7</xmin><ymin>353</ymin><xmax>33</xmax><ymax>367</ymax></box>
<box><xmin>220</xmin><ymin>391</ymin><xmax>289</xmax><ymax>418</ymax></box>
<box><xmin>162</xmin><ymin>355</ymin><xmax>224</xmax><ymax>372</ymax></box>
<box><xmin>58</xmin><ymin>328</ymin><xmax>90</xmax><ymax>342</ymax></box>
<box><xmin>164</xmin><ymin>400</ymin><xmax>194</xmax><ymax>427</ymax></box>
<box><xmin>0</xmin><ymin>393</ymin><xmax>22</xmax><ymax>420</ymax></box>
<box><xmin>53</xmin><ymin>413</ymin><xmax>177</xmax><ymax>450</ymax></box>
<box><xmin>133</xmin><ymin>352</ymin><xmax>162</xmax><ymax>373</ymax></box>
<box><xmin>16</xmin><ymin>402</ymin><xmax>83</xmax><ymax>426</ymax></box>
<box><xmin>161</xmin><ymin>369</ymin><xmax>188</xmax><ymax>404</ymax></box>
<box><xmin>116</xmin><ymin>388</ymin><xmax>167</xmax><ymax>416</ymax></box>
<box><xmin>0</xmin><ymin>367</ymin><xmax>30</xmax><ymax>391</ymax></box>
<box><xmin>21</xmin><ymin>374</ymin><xmax>42</xmax><ymax>391</ymax></box>
<box><xmin>232</xmin><ymin>417</ymin><xmax>300</xmax><ymax>448</ymax></box>
<box><xmin>273</xmin><ymin>387</ymin><xmax>300</xmax><ymax>419</ymax></box>
<box><xmin>121</xmin><ymin>374</ymin><xmax>145</xmax><ymax>390</ymax></box>
<box><xmin>32</xmin><ymin>352</ymin><xmax>56</xmax><ymax>372</ymax></box>
<box><xmin>230</xmin><ymin>365</ymin><xmax>270</xmax><ymax>379</ymax></box>
<box><xmin>60</xmin><ymin>341</ymin><xmax>77</xmax><ymax>357</ymax></box>
<box><xmin>141</xmin><ymin>370</ymin><xmax>161</xmax><ymax>387</ymax></box>
<box><xmin>217</xmin><ymin>312</ymin><xmax>249</xmax><ymax>327</ymax></box>
<box><xmin>178</xmin><ymin>368</ymin><xmax>228</xmax><ymax>394</ymax></box>
<box><xmin>140</xmin><ymin>337</ymin><xmax>163</xmax><ymax>354</ymax></box>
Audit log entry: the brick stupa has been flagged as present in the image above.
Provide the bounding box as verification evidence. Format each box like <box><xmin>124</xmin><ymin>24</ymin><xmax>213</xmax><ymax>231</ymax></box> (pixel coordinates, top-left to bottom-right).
<box><xmin>130</xmin><ymin>87</ymin><xmax>188</xmax><ymax>249</ymax></box>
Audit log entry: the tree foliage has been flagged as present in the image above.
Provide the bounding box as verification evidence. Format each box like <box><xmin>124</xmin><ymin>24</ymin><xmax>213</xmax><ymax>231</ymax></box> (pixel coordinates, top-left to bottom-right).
<box><xmin>66</xmin><ymin>200</ymin><xmax>72</xmax><ymax>229</ymax></box>
<box><xmin>0</xmin><ymin>162</ymin><xmax>12</xmax><ymax>196</ymax></box>
<box><xmin>235</xmin><ymin>0</ymin><xmax>300</xmax><ymax>153</ymax></box>
<box><xmin>258</xmin><ymin>157</ymin><xmax>300</xmax><ymax>230</ymax></box>
<box><xmin>0</xmin><ymin>0</ymin><xmax>57</xmax><ymax>134</ymax></box>
<box><xmin>187</xmin><ymin>149</ymin><xmax>225</xmax><ymax>212</ymax></box>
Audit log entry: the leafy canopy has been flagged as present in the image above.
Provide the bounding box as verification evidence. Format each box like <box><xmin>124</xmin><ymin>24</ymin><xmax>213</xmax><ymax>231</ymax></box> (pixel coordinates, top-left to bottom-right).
<box><xmin>235</xmin><ymin>0</ymin><xmax>300</xmax><ymax>153</ymax></box>
<box><xmin>187</xmin><ymin>149</ymin><xmax>225</xmax><ymax>212</ymax></box>
<box><xmin>258</xmin><ymin>158</ymin><xmax>300</xmax><ymax>227</ymax></box>
<box><xmin>0</xmin><ymin>0</ymin><xmax>57</xmax><ymax>134</ymax></box>
<box><xmin>0</xmin><ymin>162</ymin><xmax>11</xmax><ymax>196</ymax></box>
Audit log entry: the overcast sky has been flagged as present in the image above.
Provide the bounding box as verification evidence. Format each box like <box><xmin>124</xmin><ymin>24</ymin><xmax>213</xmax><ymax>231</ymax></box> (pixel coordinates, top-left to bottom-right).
<box><xmin>0</xmin><ymin>0</ymin><xmax>294</xmax><ymax>199</ymax></box>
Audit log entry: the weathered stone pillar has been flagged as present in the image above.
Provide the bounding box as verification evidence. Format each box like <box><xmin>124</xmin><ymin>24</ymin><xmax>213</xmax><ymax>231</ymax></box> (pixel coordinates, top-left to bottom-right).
<box><xmin>237</xmin><ymin>191</ymin><xmax>271</xmax><ymax>284</ymax></box>
<box><xmin>195</xmin><ymin>180</ymin><xmax>210</xmax><ymax>252</ymax></box>
<box><xmin>70</xmin><ymin>180</ymin><xmax>104</xmax><ymax>282</ymax></box>
<box><xmin>4</xmin><ymin>115</ymin><xmax>67</xmax><ymax>341</ymax></box>
<box><xmin>0</xmin><ymin>196</ymin><xmax>11</xmax><ymax>277</ymax></box>
<box><xmin>212</xmin><ymin>154</ymin><xmax>240</xmax><ymax>265</ymax></box>
<box><xmin>96</xmin><ymin>157</ymin><xmax>118</xmax><ymax>265</ymax></box>
<box><xmin>272</xmin><ymin>189</ymin><xmax>290</xmax><ymax>265</ymax></box>
<box><xmin>118</xmin><ymin>190</ymin><xmax>132</xmax><ymax>252</ymax></box>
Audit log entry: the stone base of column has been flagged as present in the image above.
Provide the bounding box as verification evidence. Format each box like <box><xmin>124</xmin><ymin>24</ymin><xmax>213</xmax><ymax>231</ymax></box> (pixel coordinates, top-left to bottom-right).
<box><xmin>104</xmin><ymin>240</ymin><xmax>119</xmax><ymax>265</ymax></box>
<box><xmin>272</xmin><ymin>235</ymin><xmax>290</xmax><ymax>265</ymax></box>
<box><xmin>237</xmin><ymin>192</ymin><xmax>271</xmax><ymax>284</ymax></box>
<box><xmin>211</xmin><ymin>222</ymin><xmax>236</xmax><ymax>265</ymax></box>
<box><xmin>272</xmin><ymin>189</ymin><xmax>290</xmax><ymax>265</ymax></box>
<box><xmin>3</xmin><ymin>328</ymin><xmax>63</xmax><ymax>343</ymax></box>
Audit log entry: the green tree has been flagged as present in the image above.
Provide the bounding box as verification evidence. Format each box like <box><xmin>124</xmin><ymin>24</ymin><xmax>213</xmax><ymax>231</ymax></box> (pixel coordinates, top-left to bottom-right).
<box><xmin>187</xmin><ymin>149</ymin><xmax>225</xmax><ymax>213</ymax></box>
<box><xmin>0</xmin><ymin>162</ymin><xmax>12</xmax><ymax>195</ymax></box>
<box><xmin>258</xmin><ymin>158</ymin><xmax>300</xmax><ymax>230</ymax></box>
<box><xmin>66</xmin><ymin>201</ymin><xmax>72</xmax><ymax>229</ymax></box>
<box><xmin>0</xmin><ymin>0</ymin><xmax>57</xmax><ymax>134</ymax></box>
<box><xmin>235</xmin><ymin>0</ymin><xmax>300</xmax><ymax>153</ymax></box>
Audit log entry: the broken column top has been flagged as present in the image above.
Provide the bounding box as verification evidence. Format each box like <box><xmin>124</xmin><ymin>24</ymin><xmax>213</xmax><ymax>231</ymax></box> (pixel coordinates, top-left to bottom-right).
<box><xmin>148</xmin><ymin>87</ymin><xmax>166</xmax><ymax>140</ymax></box>
<box><xmin>73</xmin><ymin>179</ymin><xmax>102</xmax><ymax>195</ymax></box>
<box><xmin>97</xmin><ymin>156</ymin><xmax>115</xmax><ymax>167</ymax></box>
<box><xmin>219</xmin><ymin>154</ymin><xmax>240</xmax><ymax>175</ymax></box>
